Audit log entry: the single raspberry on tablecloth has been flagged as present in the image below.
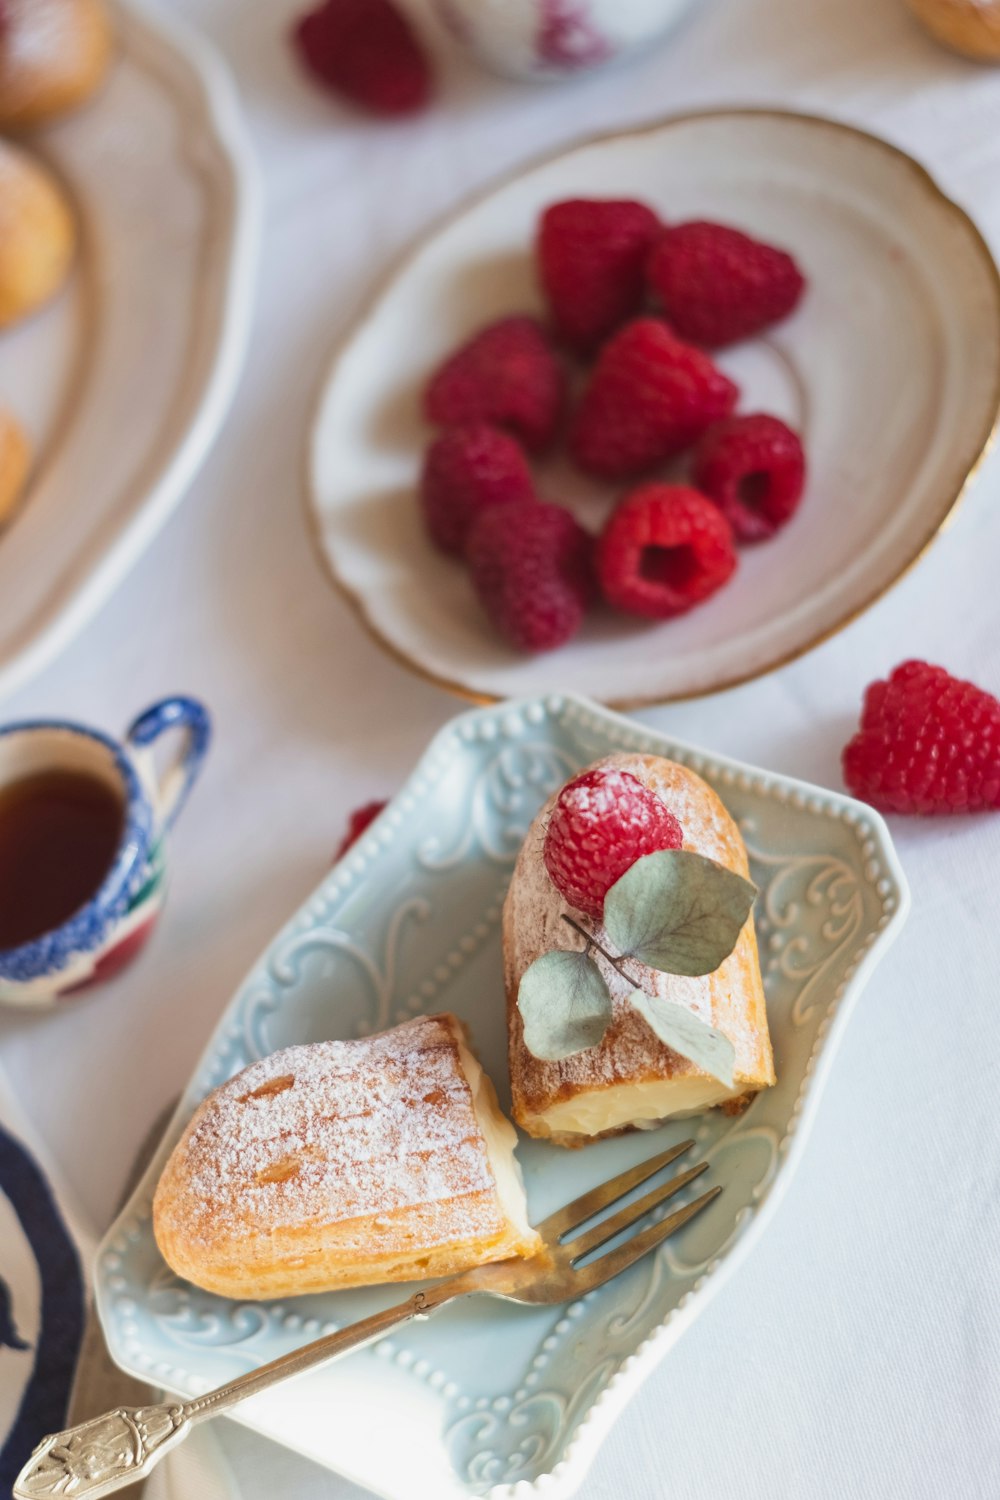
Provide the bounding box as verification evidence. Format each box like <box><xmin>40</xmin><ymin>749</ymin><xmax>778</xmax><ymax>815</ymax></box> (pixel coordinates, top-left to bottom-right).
<box><xmin>536</xmin><ymin>197</ymin><xmax>663</xmax><ymax>353</ymax></box>
<box><xmin>543</xmin><ymin>766</ymin><xmax>684</xmax><ymax>920</ymax></box>
<box><xmin>843</xmin><ymin>660</ymin><xmax>1000</xmax><ymax>814</ymax></box>
<box><xmin>647</xmin><ymin>221</ymin><xmax>805</xmax><ymax>347</ymax></box>
<box><xmin>425</xmin><ymin>316</ymin><xmax>565</xmax><ymax>452</ymax></box>
<box><xmin>570</xmin><ymin>318</ymin><xmax>738</xmax><ymax>479</ymax></box>
<box><xmin>466</xmin><ymin>499</ymin><xmax>594</xmax><ymax>653</ymax></box>
<box><xmin>335</xmin><ymin>800</ymin><xmax>388</xmax><ymax>859</ymax></box>
<box><xmin>292</xmin><ymin>0</ymin><xmax>433</xmax><ymax>116</ymax></box>
<box><xmin>419</xmin><ymin>423</ymin><xmax>536</xmax><ymax>555</ymax></box>
<box><xmin>596</xmin><ymin>483</ymin><xmax>737</xmax><ymax>618</ymax></box>
<box><xmin>693</xmin><ymin>413</ymin><xmax>806</xmax><ymax>542</ymax></box>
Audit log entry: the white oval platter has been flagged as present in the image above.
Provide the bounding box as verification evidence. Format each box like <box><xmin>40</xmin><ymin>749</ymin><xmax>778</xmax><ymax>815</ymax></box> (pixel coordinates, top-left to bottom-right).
<box><xmin>308</xmin><ymin>108</ymin><xmax>1000</xmax><ymax>707</ymax></box>
<box><xmin>0</xmin><ymin>0</ymin><xmax>258</xmax><ymax>701</ymax></box>
<box><xmin>95</xmin><ymin>693</ymin><xmax>908</xmax><ymax>1500</ymax></box>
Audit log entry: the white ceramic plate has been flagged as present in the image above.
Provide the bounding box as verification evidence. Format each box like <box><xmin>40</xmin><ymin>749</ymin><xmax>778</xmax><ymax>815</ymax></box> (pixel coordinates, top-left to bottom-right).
<box><xmin>308</xmin><ymin>109</ymin><xmax>1000</xmax><ymax>707</ymax></box>
<box><xmin>96</xmin><ymin>694</ymin><xmax>908</xmax><ymax>1500</ymax></box>
<box><xmin>0</xmin><ymin>0</ymin><xmax>258</xmax><ymax>701</ymax></box>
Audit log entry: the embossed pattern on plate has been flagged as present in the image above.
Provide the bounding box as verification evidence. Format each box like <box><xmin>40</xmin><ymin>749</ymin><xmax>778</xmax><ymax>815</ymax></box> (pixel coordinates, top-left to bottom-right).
<box><xmin>95</xmin><ymin>695</ymin><xmax>908</xmax><ymax>1500</ymax></box>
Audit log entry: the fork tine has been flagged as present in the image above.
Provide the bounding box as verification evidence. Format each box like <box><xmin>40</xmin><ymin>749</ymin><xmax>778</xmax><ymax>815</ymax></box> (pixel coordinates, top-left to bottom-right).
<box><xmin>534</xmin><ymin>1140</ymin><xmax>696</xmax><ymax>1240</ymax></box>
<box><xmin>571</xmin><ymin>1186</ymin><xmax>722</xmax><ymax>1293</ymax></box>
<box><xmin>567</xmin><ymin>1162</ymin><xmax>709</xmax><ymax>1261</ymax></box>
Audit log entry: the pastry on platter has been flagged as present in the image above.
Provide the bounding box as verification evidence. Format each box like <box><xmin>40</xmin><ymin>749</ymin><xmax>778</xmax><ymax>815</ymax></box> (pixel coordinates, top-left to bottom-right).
<box><xmin>0</xmin><ymin>408</ymin><xmax>31</xmax><ymax>524</ymax></box>
<box><xmin>0</xmin><ymin>0</ymin><xmax>114</xmax><ymax>128</ymax></box>
<box><xmin>906</xmin><ymin>0</ymin><xmax>1000</xmax><ymax>59</ymax></box>
<box><xmin>0</xmin><ymin>141</ymin><xmax>76</xmax><ymax>328</ymax></box>
<box><xmin>153</xmin><ymin>1013</ymin><xmax>541</xmax><ymax>1299</ymax></box>
<box><xmin>505</xmin><ymin>753</ymin><xmax>775</xmax><ymax>1146</ymax></box>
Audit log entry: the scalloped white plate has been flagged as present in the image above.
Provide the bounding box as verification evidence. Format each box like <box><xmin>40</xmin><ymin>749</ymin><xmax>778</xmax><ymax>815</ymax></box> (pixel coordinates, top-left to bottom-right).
<box><xmin>96</xmin><ymin>695</ymin><xmax>908</xmax><ymax>1500</ymax></box>
<box><xmin>308</xmin><ymin>108</ymin><xmax>1000</xmax><ymax>707</ymax></box>
<box><xmin>0</xmin><ymin>0</ymin><xmax>258</xmax><ymax>701</ymax></box>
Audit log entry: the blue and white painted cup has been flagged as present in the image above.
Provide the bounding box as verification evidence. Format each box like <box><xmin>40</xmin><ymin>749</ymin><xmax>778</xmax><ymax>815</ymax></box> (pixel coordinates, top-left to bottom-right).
<box><xmin>0</xmin><ymin>697</ymin><xmax>211</xmax><ymax>1009</ymax></box>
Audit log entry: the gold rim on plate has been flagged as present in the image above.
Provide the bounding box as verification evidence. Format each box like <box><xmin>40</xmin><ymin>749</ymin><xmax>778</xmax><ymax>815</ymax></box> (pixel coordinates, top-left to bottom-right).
<box><xmin>303</xmin><ymin>106</ymin><xmax>1000</xmax><ymax>711</ymax></box>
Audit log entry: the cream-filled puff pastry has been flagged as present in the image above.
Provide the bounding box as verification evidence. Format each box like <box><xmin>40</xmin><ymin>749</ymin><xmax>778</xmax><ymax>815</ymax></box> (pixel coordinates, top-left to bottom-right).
<box><xmin>505</xmin><ymin>753</ymin><xmax>776</xmax><ymax>1146</ymax></box>
<box><xmin>154</xmin><ymin>1013</ymin><xmax>540</xmax><ymax>1298</ymax></box>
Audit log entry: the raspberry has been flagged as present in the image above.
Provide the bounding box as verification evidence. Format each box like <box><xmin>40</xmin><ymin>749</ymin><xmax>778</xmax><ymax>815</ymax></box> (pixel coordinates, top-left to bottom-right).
<box><xmin>537</xmin><ymin>198</ymin><xmax>662</xmax><ymax>353</ymax></box>
<box><xmin>843</xmin><ymin>661</ymin><xmax>1000</xmax><ymax>814</ymax></box>
<box><xmin>596</xmin><ymin>484</ymin><xmax>737</xmax><ymax>619</ymax></box>
<box><xmin>647</xmin><ymin>221</ymin><xmax>805</xmax><ymax>347</ymax></box>
<box><xmin>570</xmin><ymin>318</ymin><xmax>738</xmax><ymax>479</ymax></box>
<box><xmin>693</xmin><ymin>414</ymin><xmax>806</xmax><ymax>542</ymax></box>
<box><xmin>425</xmin><ymin>316</ymin><xmax>564</xmax><ymax>452</ymax></box>
<box><xmin>466</xmin><ymin>500</ymin><xmax>593</xmax><ymax>653</ymax></box>
<box><xmin>419</xmin><ymin>423</ymin><xmax>535</xmax><ymax>555</ymax></box>
<box><xmin>543</xmin><ymin>767</ymin><xmax>684</xmax><ymax>920</ymax></box>
<box><xmin>335</xmin><ymin>799</ymin><xmax>388</xmax><ymax>859</ymax></box>
<box><xmin>292</xmin><ymin>0</ymin><xmax>433</xmax><ymax>117</ymax></box>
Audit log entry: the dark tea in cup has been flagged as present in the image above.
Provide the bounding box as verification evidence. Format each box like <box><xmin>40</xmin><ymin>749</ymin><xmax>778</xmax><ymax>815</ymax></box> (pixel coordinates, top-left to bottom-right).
<box><xmin>0</xmin><ymin>769</ymin><xmax>125</xmax><ymax>950</ymax></box>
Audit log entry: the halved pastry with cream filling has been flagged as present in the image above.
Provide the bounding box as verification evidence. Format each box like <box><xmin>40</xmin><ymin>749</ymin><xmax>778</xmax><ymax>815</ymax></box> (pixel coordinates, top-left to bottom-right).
<box><xmin>154</xmin><ymin>1013</ymin><xmax>540</xmax><ymax>1298</ymax></box>
<box><xmin>505</xmin><ymin>753</ymin><xmax>775</xmax><ymax>1146</ymax></box>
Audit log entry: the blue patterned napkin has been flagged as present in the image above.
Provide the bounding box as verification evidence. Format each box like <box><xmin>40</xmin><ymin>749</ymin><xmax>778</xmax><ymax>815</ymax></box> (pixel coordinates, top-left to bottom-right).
<box><xmin>0</xmin><ymin>1065</ymin><xmax>88</xmax><ymax>1494</ymax></box>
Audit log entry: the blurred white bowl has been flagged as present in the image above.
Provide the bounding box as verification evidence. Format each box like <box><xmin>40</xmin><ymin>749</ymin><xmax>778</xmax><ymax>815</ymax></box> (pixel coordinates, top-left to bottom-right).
<box><xmin>433</xmin><ymin>0</ymin><xmax>697</xmax><ymax>82</ymax></box>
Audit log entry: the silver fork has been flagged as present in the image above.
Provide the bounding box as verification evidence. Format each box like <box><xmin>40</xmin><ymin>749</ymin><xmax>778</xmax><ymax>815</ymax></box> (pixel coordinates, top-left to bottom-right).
<box><xmin>15</xmin><ymin>1140</ymin><xmax>720</xmax><ymax>1500</ymax></box>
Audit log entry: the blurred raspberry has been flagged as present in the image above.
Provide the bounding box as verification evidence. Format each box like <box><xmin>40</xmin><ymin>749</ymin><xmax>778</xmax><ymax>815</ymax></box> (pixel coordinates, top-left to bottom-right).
<box><xmin>292</xmin><ymin>0</ymin><xmax>433</xmax><ymax>116</ymax></box>
<box><xmin>537</xmin><ymin>198</ymin><xmax>662</xmax><ymax>353</ymax></box>
<box><xmin>466</xmin><ymin>499</ymin><xmax>594</xmax><ymax>653</ymax></box>
<box><xmin>570</xmin><ymin>318</ymin><xmax>738</xmax><ymax>478</ymax></box>
<box><xmin>425</xmin><ymin>316</ymin><xmax>565</xmax><ymax>452</ymax></box>
<box><xmin>647</xmin><ymin>220</ymin><xmax>805</xmax><ymax>347</ymax></box>
<box><xmin>419</xmin><ymin>423</ymin><xmax>536</xmax><ymax>555</ymax></box>
<box><xmin>693</xmin><ymin>413</ymin><xmax>806</xmax><ymax>542</ymax></box>
<box><xmin>335</xmin><ymin>800</ymin><xmax>388</xmax><ymax>859</ymax></box>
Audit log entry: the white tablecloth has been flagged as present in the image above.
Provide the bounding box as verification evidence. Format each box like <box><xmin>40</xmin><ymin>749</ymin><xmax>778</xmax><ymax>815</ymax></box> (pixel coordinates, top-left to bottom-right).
<box><xmin>3</xmin><ymin>0</ymin><xmax>1000</xmax><ymax>1495</ymax></box>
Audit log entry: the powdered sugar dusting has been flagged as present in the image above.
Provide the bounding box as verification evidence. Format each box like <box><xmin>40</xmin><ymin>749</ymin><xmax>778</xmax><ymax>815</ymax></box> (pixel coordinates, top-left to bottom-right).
<box><xmin>1</xmin><ymin>0</ymin><xmax>75</xmax><ymax>71</ymax></box>
<box><xmin>0</xmin><ymin>142</ymin><xmax>55</xmax><ymax>237</ymax></box>
<box><xmin>160</xmin><ymin>1016</ymin><xmax>508</xmax><ymax>1259</ymax></box>
<box><xmin>505</xmin><ymin>753</ymin><xmax>774</xmax><ymax>1119</ymax></box>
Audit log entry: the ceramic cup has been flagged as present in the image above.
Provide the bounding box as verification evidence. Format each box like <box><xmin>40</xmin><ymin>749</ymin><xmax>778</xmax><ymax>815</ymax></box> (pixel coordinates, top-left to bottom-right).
<box><xmin>0</xmin><ymin>697</ymin><xmax>211</xmax><ymax>1009</ymax></box>
<box><xmin>433</xmin><ymin>0</ymin><xmax>696</xmax><ymax>82</ymax></box>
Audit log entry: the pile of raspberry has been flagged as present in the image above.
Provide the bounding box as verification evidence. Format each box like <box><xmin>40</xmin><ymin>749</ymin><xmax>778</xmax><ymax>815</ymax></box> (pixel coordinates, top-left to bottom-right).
<box><xmin>417</xmin><ymin>199</ymin><xmax>807</xmax><ymax>654</ymax></box>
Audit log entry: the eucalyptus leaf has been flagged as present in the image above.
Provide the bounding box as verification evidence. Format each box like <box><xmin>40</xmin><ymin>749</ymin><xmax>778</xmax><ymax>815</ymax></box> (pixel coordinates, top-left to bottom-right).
<box><xmin>627</xmin><ymin>989</ymin><xmax>736</xmax><ymax>1087</ymax></box>
<box><xmin>604</xmin><ymin>849</ymin><xmax>757</xmax><ymax>977</ymax></box>
<box><xmin>517</xmin><ymin>950</ymin><xmax>613</xmax><ymax>1061</ymax></box>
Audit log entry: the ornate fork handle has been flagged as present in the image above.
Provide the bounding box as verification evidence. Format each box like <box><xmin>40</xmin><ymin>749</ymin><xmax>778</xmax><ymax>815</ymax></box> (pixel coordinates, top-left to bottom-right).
<box><xmin>14</xmin><ymin>1279</ymin><xmax>469</xmax><ymax>1499</ymax></box>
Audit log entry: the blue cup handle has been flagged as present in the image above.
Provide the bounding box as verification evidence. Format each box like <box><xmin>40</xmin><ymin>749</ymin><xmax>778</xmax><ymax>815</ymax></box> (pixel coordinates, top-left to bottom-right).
<box><xmin>125</xmin><ymin>696</ymin><xmax>212</xmax><ymax>835</ymax></box>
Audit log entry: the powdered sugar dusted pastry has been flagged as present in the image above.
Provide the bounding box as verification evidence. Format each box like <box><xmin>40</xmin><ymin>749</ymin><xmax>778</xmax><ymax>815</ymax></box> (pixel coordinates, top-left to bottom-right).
<box><xmin>0</xmin><ymin>0</ymin><xmax>114</xmax><ymax>128</ymax></box>
<box><xmin>153</xmin><ymin>1013</ymin><xmax>541</xmax><ymax>1299</ymax></box>
<box><xmin>505</xmin><ymin>753</ymin><xmax>775</xmax><ymax>1146</ymax></box>
<box><xmin>0</xmin><ymin>407</ymin><xmax>30</xmax><ymax>524</ymax></box>
<box><xmin>0</xmin><ymin>140</ymin><xmax>76</xmax><ymax>328</ymax></box>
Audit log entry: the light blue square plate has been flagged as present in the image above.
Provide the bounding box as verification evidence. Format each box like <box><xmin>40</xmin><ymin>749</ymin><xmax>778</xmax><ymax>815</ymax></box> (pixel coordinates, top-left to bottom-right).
<box><xmin>96</xmin><ymin>694</ymin><xmax>909</xmax><ymax>1500</ymax></box>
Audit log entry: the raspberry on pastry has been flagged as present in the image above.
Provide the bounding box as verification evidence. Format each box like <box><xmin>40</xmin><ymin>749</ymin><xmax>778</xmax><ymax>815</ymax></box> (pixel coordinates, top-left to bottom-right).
<box><xmin>542</xmin><ymin>766</ymin><xmax>683</xmax><ymax>919</ymax></box>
